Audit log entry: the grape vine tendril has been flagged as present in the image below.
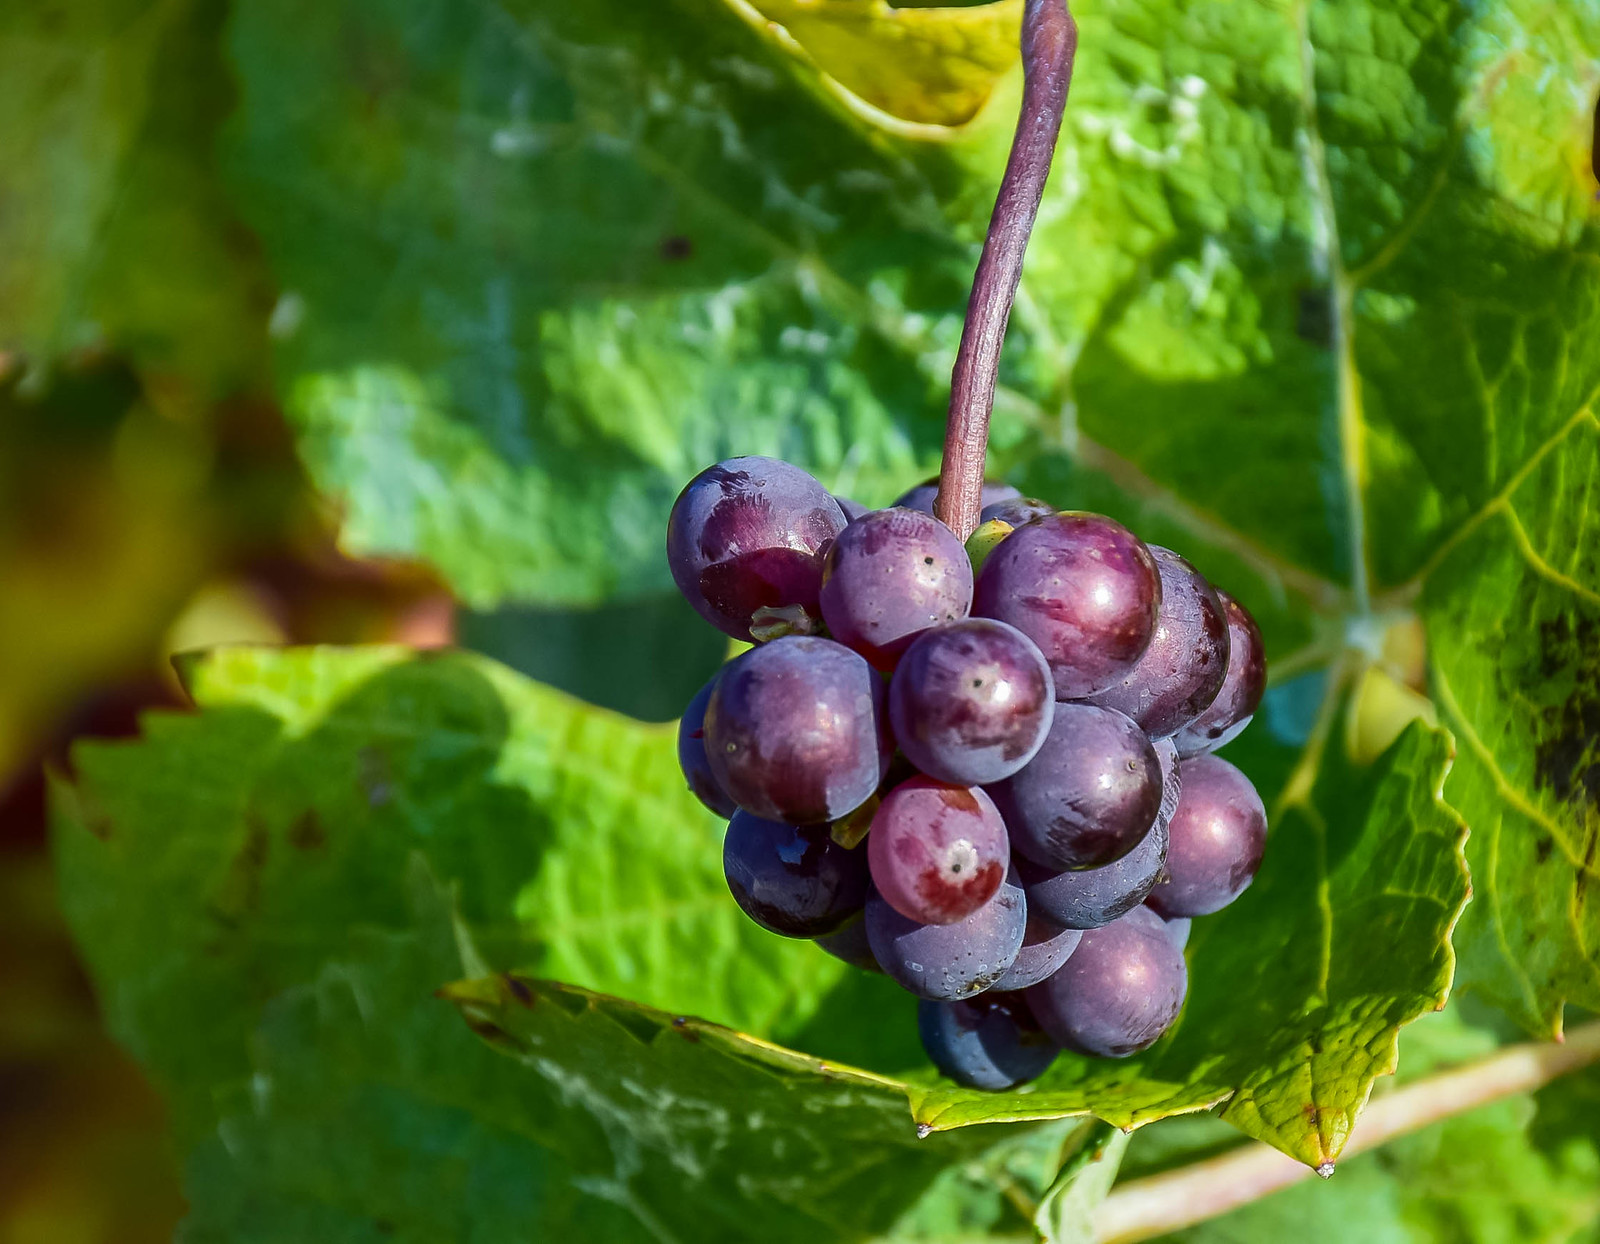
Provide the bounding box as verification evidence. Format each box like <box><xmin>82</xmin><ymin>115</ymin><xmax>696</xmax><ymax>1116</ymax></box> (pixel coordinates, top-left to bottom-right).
<box><xmin>935</xmin><ymin>0</ymin><xmax>1077</xmax><ymax>542</ymax></box>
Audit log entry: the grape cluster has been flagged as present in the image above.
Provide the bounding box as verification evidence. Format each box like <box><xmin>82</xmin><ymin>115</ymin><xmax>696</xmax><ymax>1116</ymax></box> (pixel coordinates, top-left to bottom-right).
<box><xmin>670</xmin><ymin>457</ymin><xmax>1268</xmax><ymax>1090</ymax></box>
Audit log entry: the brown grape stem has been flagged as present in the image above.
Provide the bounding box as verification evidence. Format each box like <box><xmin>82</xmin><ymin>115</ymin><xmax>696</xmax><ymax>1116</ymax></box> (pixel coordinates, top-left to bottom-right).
<box><xmin>935</xmin><ymin>0</ymin><xmax>1077</xmax><ymax>542</ymax></box>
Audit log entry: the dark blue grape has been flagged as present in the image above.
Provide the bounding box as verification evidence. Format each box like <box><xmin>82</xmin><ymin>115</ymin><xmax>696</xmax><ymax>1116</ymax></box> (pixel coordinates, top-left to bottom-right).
<box><xmin>1015</xmin><ymin>815</ymin><xmax>1169</xmax><ymax>930</ymax></box>
<box><xmin>865</xmin><ymin>868</ymin><xmax>1026</xmax><ymax>1000</ymax></box>
<box><xmin>677</xmin><ymin>675</ymin><xmax>737</xmax><ymax>818</ymax></box>
<box><xmin>1089</xmin><ymin>547</ymin><xmax>1228</xmax><ymax>738</ymax></box>
<box><xmin>1025</xmin><ymin>905</ymin><xmax>1187</xmax><ymax>1057</ymax></box>
<box><xmin>815</xmin><ymin>910</ymin><xmax>881</xmax><ymax>972</ymax></box>
<box><xmin>1154</xmin><ymin>735</ymin><xmax>1182</xmax><ymax>832</ymax></box>
<box><xmin>894</xmin><ymin>478</ymin><xmax>1022</xmax><ymax>517</ymax></box>
<box><xmin>918</xmin><ymin>993</ymin><xmax>1059</xmax><ymax>1090</ymax></box>
<box><xmin>835</xmin><ymin>496</ymin><xmax>871</xmax><ymax>522</ymax></box>
<box><xmin>972</xmin><ymin>513</ymin><xmax>1160</xmax><ymax>699</ymax></box>
<box><xmin>1172</xmin><ymin>590</ymin><xmax>1267</xmax><ymax>756</ymax></box>
<box><xmin>705</xmin><ymin>636</ymin><xmax>890</xmax><ymax>824</ymax></box>
<box><xmin>867</xmin><ymin>777</ymin><xmax>1009</xmax><ymax>925</ymax></box>
<box><xmin>819</xmin><ymin>508</ymin><xmax>972</xmax><ymax>669</ymax></box>
<box><xmin>992</xmin><ymin>914</ymin><xmax>1081</xmax><ymax>991</ymax></box>
<box><xmin>890</xmin><ymin>619</ymin><xmax>1054</xmax><ymax>786</ymax></box>
<box><xmin>1146</xmin><ymin>754</ymin><xmax>1267</xmax><ymax>917</ymax></box>
<box><xmin>988</xmin><ymin>702</ymin><xmax>1161</xmax><ymax>870</ymax></box>
<box><xmin>1155</xmin><ymin>911</ymin><xmax>1191</xmax><ymax>950</ymax></box>
<box><xmin>979</xmin><ymin>497</ymin><xmax>1056</xmax><ymax>527</ymax></box>
<box><xmin>723</xmin><ymin>811</ymin><xmax>869</xmax><ymax>937</ymax></box>
<box><xmin>667</xmin><ymin>457</ymin><xmax>846</xmax><ymax>642</ymax></box>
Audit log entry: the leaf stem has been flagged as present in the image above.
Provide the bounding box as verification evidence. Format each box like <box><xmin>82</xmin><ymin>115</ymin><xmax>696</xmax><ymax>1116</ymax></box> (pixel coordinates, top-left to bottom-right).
<box><xmin>935</xmin><ymin>0</ymin><xmax>1076</xmax><ymax>541</ymax></box>
<box><xmin>1092</xmin><ymin>1020</ymin><xmax>1600</xmax><ymax>1243</ymax></box>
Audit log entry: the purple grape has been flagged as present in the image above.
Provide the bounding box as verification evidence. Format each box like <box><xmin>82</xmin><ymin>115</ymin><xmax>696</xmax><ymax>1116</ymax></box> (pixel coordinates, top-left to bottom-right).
<box><xmin>1088</xmin><ymin>547</ymin><xmax>1229</xmax><ymax>738</ymax></box>
<box><xmin>819</xmin><ymin>508</ymin><xmax>972</xmax><ymax>670</ymax></box>
<box><xmin>1146</xmin><ymin>754</ymin><xmax>1267</xmax><ymax>918</ymax></box>
<box><xmin>834</xmin><ymin>496</ymin><xmax>871</xmax><ymax>522</ymax></box>
<box><xmin>1154</xmin><ymin>736</ymin><xmax>1183</xmax><ymax>832</ymax></box>
<box><xmin>972</xmin><ymin>513</ymin><xmax>1161</xmax><ymax>699</ymax></box>
<box><xmin>705</xmin><ymin>636</ymin><xmax>890</xmax><ymax>824</ymax></box>
<box><xmin>867</xmin><ymin>777</ymin><xmax>1009</xmax><ymax>925</ymax></box>
<box><xmin>1015</xmin><ymin>815</ymin><xmax>1169</xmax><ymax>930</ymax></box>
<box><xmin>1026</xmin><ymin>905</ymin><xmax>1188</xmax><ymax>1057</ymax></box>
<box><xmin>992</xmin><ymin>914</ymin><xmax>1082</xmax><ymax>991</ymax></box>
<box><xmin>677</xmin><ymin>675</ymin><xmax>737</xmax><ymax>818</ymax></box>
<box><xmin>723</xmin><ymin>811</ymin><xmax>869</xmax><ymax>937</ymax></box>
<box><xmin>988</xmin><ymin>702</ymin><xmax>1162</xmax><ymax>870</ymax></box>
<box><xmin>865</xmin><ymin>868</ymin><xmax>1026</xmax><ymax>1000</ymax></box>
<box><xmin>1171</xmin><ymin>590</ymin><xmax>1267</xmax><ymax>756</ymax></box>
<box><xmin>894</xmin><ymin>478</ymin><xmax>1022</xmax><ymax>517</ymax></box>
<box><xmin>667</xmin><ymin>457</ymin><xmax>846</xmax><ymax>642</ymax></box>
<box><xmin>815</xmin><ymin>910</ymin><xmax>882</xmax><ymax>972</ymax></box>
<box><xmin>889</xmin><ymin>619</ymin><xmax>1054</xmax><ymax>786</ymax></box>
<box><xmin>918</xmin><ymin>993</ymin><xmax>1060</xmax><ymax>1090</ymax></box>
<box><xmin>979</xmin><ymin>496</ymin><xmax>1056</xmax><ymax>527</ymax></box>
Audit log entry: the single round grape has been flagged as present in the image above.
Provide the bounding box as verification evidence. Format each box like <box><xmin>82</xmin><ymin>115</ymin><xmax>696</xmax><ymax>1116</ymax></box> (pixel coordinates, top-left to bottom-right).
<box><xmin>979</xmin><ymin>496</ymin><xmax>1056</xmax><ymax>527</ymax></box>
<box><xmin>1015</xmin><ymin>815</ymin><xmax>1169</xmax><ymax>930</ymax></box>
<box><xmin>1172</xmin><ymin>590</ymin><xmax>1267</xmax><ymax>756</ymax></box>
<box><xmin>834</xmin><ymin>496</ymin><xmax>871</xmax><ymax>523</ymax></box>
<box><xmin>677</xmin><ymin>675</ymin><xmax>737</xmax><ymax>818</ymax></box>
<box><xmin>988</xmin><ymin>702</ymin><xmax>1161</xmax><ymax>870</ymax></box>
<box><xmin>1155</xmin><ymin>911</ymin><xmax>1192</xmax><ymax>950</ymax></box>
<box><xmin>918</xmin><ymin>993</ymin><xmax>1059</xmax><ymax>1090</ymax></box>
<box><xmin>723</xmin><ymin>811</ymin><xmax>869</xmax><ymax>937</ymax></box>
<box><xmin>890</xmin><ymin>619</ymin><xmax>1054</xmax><ymax>786</ymax></box>
<box><xmin>865</xmin><ymin>868</ymin><xmax>1026</xmax><ymax>1000</ymax></box>
<box><xmin>867</xmin><ymin>777</ymin><xmax>1009</xmax><ymax>925</ymax></box>
<box><xmin>819</xmin><ymin>508</ymin><xmax>972</xmax><ymax>670</ymax></box>
<box><xmin>815</xmin><ymin>910</ymin><xmax>882</xmax><ymax>972</ymax></box>
<box><xmin>992</xmin><ymin>913</ymin><xmax>1082</xmax><ymax>991</ymax></box>
<box><xmin>972</xmin><ymin>512</ymin><xmax>1161</xmax><ymax>699</ymax></box>
<box><xmin>1026</xmin><ymin>905</ymin><xmax>1188</xmax><ymax>1057</ymax></box>
<box><xmin>705</xmin><ymin>636</ymin><xmax>890</xmax><ymax>824</ymax></box>
<box><xmin>1146</xmin><ymin>754</ymin><xmax>1267</xmax><ymax>917</ymax></box>
<box><xmin>1088</xmin><ymin>547</ymin><xmax>1229</xmax><ymax>738</ymax></box>
<box><xmin>667</xmin><ymin>457</ymin><xmax>846</xmax><ymax>642</ymax></box>
<box><xmin>894</xmin><ymin>478</ymin><xmax>1021</xmax><ymax>517</ymax></box>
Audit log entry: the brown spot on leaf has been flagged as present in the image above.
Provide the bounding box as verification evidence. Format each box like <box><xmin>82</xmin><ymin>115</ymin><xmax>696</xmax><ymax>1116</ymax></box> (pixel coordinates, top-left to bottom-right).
<box><xmin>287</xmin><ymin>809</ymin><xmax>327</xmax><ymax>851</ymax></box>
<box><xmin>672</xmin><ymin>1015</ymin><xmax>701</xmax><ymax>1043</ymax></box>
<box><xmin>503</xmin><ymin>974</ymin><xmax>535</xmax><ymax>1007</ymax></box>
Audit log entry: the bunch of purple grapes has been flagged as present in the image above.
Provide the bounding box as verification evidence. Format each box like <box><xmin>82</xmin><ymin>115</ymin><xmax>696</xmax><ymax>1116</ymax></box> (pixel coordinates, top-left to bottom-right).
<box><xmin>670</xmin><ymin>457</ymin><xmax>1268</xmax><ymax>1090</ymax></box>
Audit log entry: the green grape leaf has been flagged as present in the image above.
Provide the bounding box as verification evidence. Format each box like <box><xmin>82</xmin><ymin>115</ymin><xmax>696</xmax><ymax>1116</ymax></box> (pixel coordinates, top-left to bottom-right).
<box><xmin>0</xmin><ymin>0</ymin><xmax>269</xmax><ymax>392</ymax></box>
<box><xmin>214</xmin><ymin>0</ymin><xmax>1600</xmax><ymax>1040</ymax></box>
<box><xmin>55</xmin><ymin>643</ymin><xmax>1465</xmax><ymax>1225</ymax></box>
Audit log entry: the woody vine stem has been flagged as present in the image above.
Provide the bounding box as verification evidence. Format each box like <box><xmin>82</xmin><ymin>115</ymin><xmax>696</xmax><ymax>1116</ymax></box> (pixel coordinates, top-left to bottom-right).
<box><xmin>934</xmin><ymin>0</ymin><xmax>1076</xmax><ymax>542</ymax></box>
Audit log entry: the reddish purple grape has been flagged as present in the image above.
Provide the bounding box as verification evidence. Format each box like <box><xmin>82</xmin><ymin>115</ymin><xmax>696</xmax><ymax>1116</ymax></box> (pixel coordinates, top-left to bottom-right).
<box><xmin>1026</xmin><ymin>905</ymin><xmax>1187</xmax><ymax>1057</ymax></box>
<box><xmin>677</xmin><ymin>675</ymin><xmax>737</xmax><ymax>818</ymax></box>
<box><xmin>865</xmin><ymin>868</ymin><xmax>1026</xmax><ymax>1000</ymax></box>
<box><xmin>1146</xmin><ymin>755</ymin><xmax>1267</xmax><ymax>918</ymax></box>
<box><xmin>867</xmin><ymin>778</ymin><xmax>1009</xmax><ymax>925</ymax></box>
<box><xmin>834</xmin><ymin>496</ymin><xmax>871</xmax><ymax>522</ymax></box>
<box><xmin>1171</xmin><ymin>590</ymin><xmax>1267</xmax><ymax>756</ymax></box>
<box><xmin>992</xmin><ymin>913</ymin><xmax>1082</xmax><ymax>991</ymax></box>
<box><xmin>1088</xmin><ymin>547</ymin><xmax>1228</xmax><ymax>738</ymax></box>
<box><xmin>819</xmin><ymin>508</ymin><xmax>972</xmax><ymax>670</ymax></box>
<box><xmin>979</xmin><ymin>496</ymin><xmax>1056</xmax><ymax>527</ymax></box>
<box><xmin>1015</xmin><ymin>815</ymin><xmax>1169</xmax><ymax>930</ymax></box>
<box><xmin>815</xmin><ymin>910</ymin><xmax>881</xmax><ymax>972</ymax></box>
<box><xmin>705</xmin><ymin>636</ymin><xmax>890</xmax><ymax>824</ymax></box>
<box><xmin>972</xmin><ymin>513</ymin><xmax>1161</xmax><ymax>699</ymax></box>
<box><xmin>918</xmin><ymin>993</ymin><xmax>1059</xmax><ymax>1089</ymax></box>
<box><xmin>988</xmin><ymin>702</ymin><xmax>1162</xmax><ymax>870</ymax></box>
<box><xmin>667</xmin><ymin>457</ymin><xmax>846</xmax><ymax>642</ymax></box>
<box><xmin>723</xmin><ymin>811</ymin><xmax>869</xmax><ymax>937</ymax></box>
<box><xmin>894</xmin><ymin>478</ymin><xmax>1021</xmax><ymax>517</ymax></box>
<box><xmin>889</xmin><ymin>619</ymin><xmax>1054</xmax><ymax>786</ymax></box>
